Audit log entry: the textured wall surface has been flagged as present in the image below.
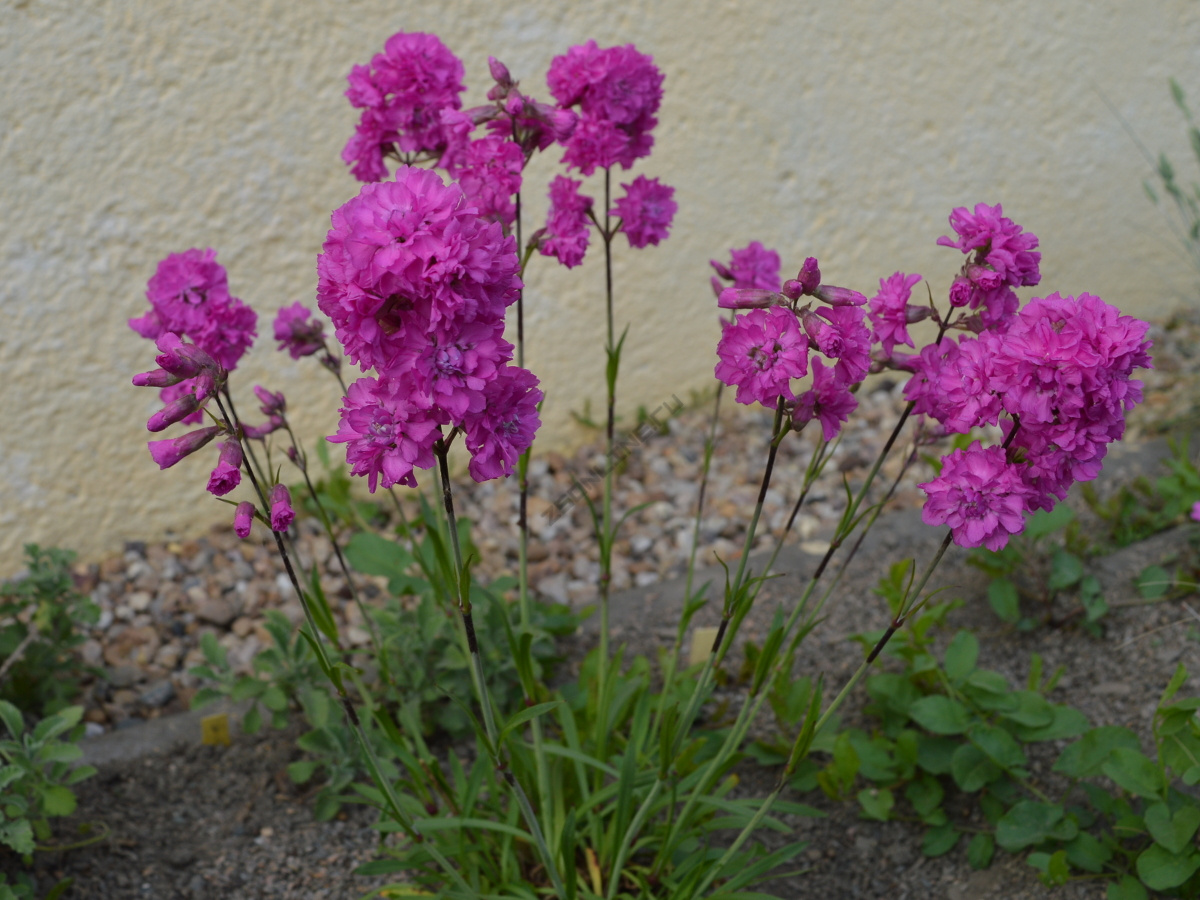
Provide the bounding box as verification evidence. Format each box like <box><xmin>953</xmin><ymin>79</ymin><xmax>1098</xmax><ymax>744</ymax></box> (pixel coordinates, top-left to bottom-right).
<box><xmin>2</xmin><ymin>0</ymin><xmax>1199</xmax><ymax>574</ymax></box>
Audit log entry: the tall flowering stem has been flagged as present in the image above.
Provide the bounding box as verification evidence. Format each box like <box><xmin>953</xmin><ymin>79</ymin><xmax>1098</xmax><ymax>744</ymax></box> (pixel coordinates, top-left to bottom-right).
<box><xmin>210</xmin><ymin>394</ymin><xmax>474</xmax><ymax>895</ymax></box>
<box><xmin>432</xmin><ymin>438</ymin><xmax>566</xmax><ymax>899</ymax></box>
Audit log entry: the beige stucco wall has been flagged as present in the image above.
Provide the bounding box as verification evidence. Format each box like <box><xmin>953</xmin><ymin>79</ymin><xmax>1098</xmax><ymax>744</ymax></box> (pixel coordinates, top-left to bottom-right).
<box><xmin>2</xmin><ymin>0</ymin><xmax>1199</xmax><ymax>574</ymax></box>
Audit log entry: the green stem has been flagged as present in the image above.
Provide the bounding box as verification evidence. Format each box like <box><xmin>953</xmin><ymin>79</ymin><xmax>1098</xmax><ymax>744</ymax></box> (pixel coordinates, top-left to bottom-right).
<box><xmin>434</xmin><ymin>440</ymin><xmax>565</xmax><ymax>899</ymax></box>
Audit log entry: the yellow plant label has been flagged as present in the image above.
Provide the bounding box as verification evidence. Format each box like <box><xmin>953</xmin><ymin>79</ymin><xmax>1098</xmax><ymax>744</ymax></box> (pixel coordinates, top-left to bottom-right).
<box><xmin>200</xmin><ymin>712</ymin><xmax>231</xmax><ymax>746</ymax></box>
<box><xmin>689</xmin><ymin>626</ymin><xmax>720</xmax><ymax>667</ymax></box>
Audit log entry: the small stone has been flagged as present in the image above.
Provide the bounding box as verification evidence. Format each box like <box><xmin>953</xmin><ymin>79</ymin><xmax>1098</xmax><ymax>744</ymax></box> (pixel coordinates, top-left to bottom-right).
<box><xmin>154</xmin><ymin>642</ymin><xmax>182</xmax><ymax>670</ymax></box>
<box><xmin>84</xmin><ymin>722</ymin><xmax>105</xmax><ymax>738</ymax></box>
<box><xmin>112</xmin><ymin>688</ymin><xmax>138</xmax><ymax>706</ymax></box>
<box><xmin>106</xmin><ymin>665</ymin><xmax>143</xmax><ymax>688</ymax></box>
<box><xmin>347</xmin><ymin>626</ymin><xmax>371</xmax><ymax>647</ymax></box>
<box><xmin>140</xmin><ymin>680</ymin><xmax>175</xmax><ymax>708</ymax></box>
<box><xmin>167</xmin><ymin>847</ymin><xmax>196</xmax><ymax>869</ymax></box>
<box><xmin>84</xmin><ymin>707</ymin><xmax>108</xmax><ymax>724</ymax></box>
<box><xmin>196</xmin><ymin>599</ymin><xmax>236</xmax><ymax>627</ymax></box>
<box><xmin>1093</xmin><ymin>682</ymin><xmax>1133</xmax><ymax>696</ymax></box>
<box><xmin>79</xmin><ymin>639</ymin><xmax>104</xmax><ymax>667</ymax></box>
<box><xmin>231</xmin><ymin>616</ymin><xmax>255</xmax><ymax>638</ymax></box>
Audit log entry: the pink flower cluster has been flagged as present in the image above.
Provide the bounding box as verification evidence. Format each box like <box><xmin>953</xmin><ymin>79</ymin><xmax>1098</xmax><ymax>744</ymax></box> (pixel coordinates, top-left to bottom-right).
<box><xmin>273</xmin><ymin>302</ymin><xmax>325</xmax><ymax>359</ymax></box>
<box><xmin>319</xmin><ymin>166</ymin><xmax>542</xmax><ymax>488</ymax></box>
<box><xmin>128</xmin><ymin>249</ymin><xmax>258</xmax><ymax>426</ymax></box>
<box><xmin>341</xmin><ymin>32</ymin><xmax>467</xmax><ymax>182</ymax></box>
<box><xmin>713</xmin><ymin>257</ymin><xmax>869</xmax><ymax>440</ymax></box>
<box><xmin>546</xmin><ymin>41</ymin><xmax>664</xmax><ymax>176</ymax></box>
<box><xmin>938</xmin><ymin>202</ymin><xmax>1041</xmax><ymax>330</ymax></box>
<box><xmin>916</xmin><ymin>292</ymin><xmax>1151</xmax><ymax>549</ymax></box>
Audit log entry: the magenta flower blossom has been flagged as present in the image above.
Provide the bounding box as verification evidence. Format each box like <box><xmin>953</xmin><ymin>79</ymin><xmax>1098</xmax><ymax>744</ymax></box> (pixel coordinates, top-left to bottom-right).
<box><xmin>147</xmin><ymin>427</ymin><xmax>221</xmax><ymax>469</ymax></box>
<box><xmin>792</xmin><ymin>358</ymin><xmax>859</xmax><ymax>441</ymax></box>
<box><xmin>341</xmin><ymin>32</ymin><xmax>467</xmax><ymax>182</ymax></box>
<box><xmin>730</xmin><ymin>242</ymin><xmax>782</xmax><ymax>290</ymax></box>
<box><xmin>316</xmin><ymin>166</ymin><xmax>521</xmax><ymax>374</ymax></box>
<box><xmin>547</xmin><ymin>41</ymin><xmax>664</xmax><ymax>175</ymax></box>
<box><xmin>540</xmin><ymin>176</ymin><xmax>594</xmax><ymax>268</ymax></box>
<box><xmin>192</xmin><ymin>298</ymin><xmax>258</xmax><ymax>370</ymax></box>
<box><xmin>1192</xmin><ymin>501</ymin><xmax>1200</xmax><ymax>523</ymax></box>
<box><xmin>811</xmin><ymin>306</ymin><xmax>872</xmax><ymax>385</ymax></box>
<box><xmin>920</xmin><ymin>443</ymin><xmax>1034</xmax><ymax>551</ymax></box>
<box><xmin>869</xmin><ymin>272</ymin><xmax>922</xmax><ymax>357</ymax></box>
<box><xmin>462</xmin><ymin>365</ymin><xmax>543</xmax><ymax>481</ymax></box>
<box><xmin>327</xmin><ymin>375</ymin><xmax>439</xmax><ymax>491</ymax></box>
<box><xmin>447</xmin><ymin>135</ymin><xmax>524</xmax><ymax>226</ymax></box>
<box><xmin>938</xmin><ymin>203</ymin><xmax>1041</xmax><ymax>288</ymax></box>
<box><xmin>233</xmin><ymin>501</ymin><xmax>256</xmax><ymax>539</ymax></box>
<box><xmin>398</xmin><ymin>316</ymin><xmax>512</xmax><ymax>422</ymax></box>
<box><xmin>139</xmin><ymin>249</ymin><xmax>231</xmax><ymax>335</ymax></box>
<box><xmin>927</xmin><ymin>336</ymin><xmax>1004</xmax><ymax>434</ymax></box>
<box><xmin>273</xmin><ymin>303</ymin><xmax>325</xmax><ymax>359</ymax></box>
<box><xmin>612</xmin><ymin>176</ymin><xmax>676</xmax><ymax>249</ymax></box>
<box><xmin>206</xmin><ymin>440</ymin><xmax>243</xmax><ymax>496</ymax></box>
<box><xmin>715</xmin><ymin>307</ymin><xmax>809</xmax><ymax>406</ymax></box>
<box><xmin>131</xmin><ymin>252</ymin><xmax>257</xmax><ymax>372</ymax></box>
<box><xmin>269</xmin><ymin>484</ymin><xmax>295</xmax><ymax>532</ymax></box>
<box><xmin>938</xmin><ymin>203</ymin><xmax>1040</xmax><ymax>330</ymax></box>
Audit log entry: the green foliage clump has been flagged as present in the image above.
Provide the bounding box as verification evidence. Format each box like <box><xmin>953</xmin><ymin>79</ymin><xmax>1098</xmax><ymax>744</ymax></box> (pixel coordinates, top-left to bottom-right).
<box><xmin>0</xmin><ymin>546</ymin><xmax>98</xmax><ymax>718</ymax></box>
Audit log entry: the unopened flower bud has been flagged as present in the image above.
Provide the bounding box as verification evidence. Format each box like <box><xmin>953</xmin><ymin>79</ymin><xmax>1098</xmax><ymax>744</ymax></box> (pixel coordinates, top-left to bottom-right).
<box><xmin>147</xmin><ymin>427</ymin><xmax>221</xmax><ymax>469</ymax></box>
<box><xmin>710</xmin><ymin>259</ymin><xmax>734</xmax><ymax>282</ymax></box>
<box><xmin>320</xmin><ymin>353</ymin><xmax>341</xmax><ymax>375</ymax></box>
<box><xmin>147</xmin><ymin>393</ymin><xmax>201</xmax><ymax>433</ymax></box>
<box><xmin>814</xmin><ymin>285</ymin><xmax>867</xmax><ymax>307</ymax></box>
<box><xmin>504</xmin><ymin>92</ymin><xmax>525</xmax><ymax>117</ymax></box>
<box><xmin>488</xmin><ymin>56</ymin><xmax>513</xmax><ymax>87</ymax></box>
<box><xmin>948</xmin><ymin>277</ymin><xmax>974</xmax><ymax>308</ymax></box>
<box><xmin>254</xmin><ymin>386</ymin><xmax>286</xmax><ymax>416</ymax></box>
<box><xmin>132</xmin><ymin>368</ymin><xmax>183</xmax><ymax>388</ymax></box>
<box><xmin>242</xmin><ymin>416</ymin><xmax>284</xmax><ymax>440</ymax></box>
<box><xmin>550</xmin><ymin>108</ymin><xmax>578</xmax><ymax>141</ymax></box>
<box><xmin>796</xmin><ymin>257</ymin><xmax>822</xmax><ymax>295</ymax></box>
<box><xmin>286</xmin><ymin>445</ymin><xmax>304</xmax><ymax>469</ymax></box>
<box><xmin>905</xmin><ymin>305</ymin><xmax>934</xmax><ymax>324</ymax></box>
<box><xmin>965</xmin><ymin>263</ymin><xmax>1002</xmax><ymax>290</ymax></box>
<box><xmin>718</xmin><ymin>287</ymin><xmax>779</xmax><ymax>310</ymax></box>
<box><xmin>233</xmin><ymin>501</ymin><xmax>256</xmax><ymax>539</ymax></box>
<box><xmin>206</xmin><ymin>440</ymin><xmax>244</xmax><ymax>496</ymax></box>
<box><xmin>782</xmin><ymin>279</ymin><xmax>805</xmax><ymax>301</ymax></box>
<box><xmin>269</xmin><ymin>484</ymin><xmax>295</xmax><ymax>532</ymax></box>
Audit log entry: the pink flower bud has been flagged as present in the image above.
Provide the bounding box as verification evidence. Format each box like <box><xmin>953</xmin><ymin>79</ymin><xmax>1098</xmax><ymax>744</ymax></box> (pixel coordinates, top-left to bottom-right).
<box><xmin>949</xmin><ymin>277</ymin><xmax>973</xmax><ymax>308</ymax></box>
<box><xmin>154</xmin><ymin>333</ymin><xmax>202</xmax><ymax>379</ymax></box>
<box><xmin>796</xmin><ymin>258</ymin><xmax>821</xmax><ymax>295</ymax></box>
<box><xmin>782</xmin><ymin>279</ymin><xmax>805</xmax><ymax>301</ymax></box>
<box><xmin>206</xmin><ymin>440</ymin><xmax>244</xmax><ymax>496</ymax></box>
<box><xmin>147</xmin><ymin>427</ymin><xmax>221</xmax><ymax>469</ymax></box>
<box><xmin>254</xmin><ymin>386</ymin><xmax>286</xmax><ymax>416</ymax></box>
<box><xmin>718</xmin><ymin>288</ymin><xmax>779</xmax><ymax>310</ymax></box>
<box><xmin>906</xmin><ymin>305</ymin><xmax>934</xmax><ymax>324</ymax></box>
<box><xmin>147</xmin><ymin>393</ymin><xmax>200</xmax><ymax>432</ymax></box>
<box><xmin>710</xmin><ymin>259</ymin><xmax>734</xmax><ymax>281</ymax></box>
<box><xmin>1192</xmin><ymin>501</ymin><xmax>1200</xmax><ymax>523</ymax></box>
<box><xmin>710</xmin><ymin>276</ymin><xmax>725</xmax><ymax>299</ymax></box>
<box><xmin>233</xmin><ymin>501</ymin><xmax>256</xmax><ymax>539</ymax></box>
<box><xmin>965</xmin><ymin>263</ymin><xmax>1002</xmax><ymax>290</ymax></box>
<box><xmin>132</xmin><ymin>368</ymin><xmax>183</xmax><ymax>388</ymax></box>
<box><xmin>488</xmin><ymin>56</ymin><xmax>513</xmax><ymax>87</ymax></box>
<box><xmin>269</xmin><ymin>484</ymin><xmax>295</xmax><ymax>532</ymax></box>
<box><xmin>242</xmin><ymin>416</ymin><xmax>284</xmax><ymax>440</ymax></box>
<box><xmin>504</xmin><ymin>92</ymin><xmax>525</xmax><ymax>116</ymax></box>
<box><xmin>549</xmin><ymin>108</ymin><xmax>579</xmax><ymax>141</ymax></box>
<box><xmin>814</xmin><ymin>285</ymin><xmax>867</xmax><ymax>307</ymax></box>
